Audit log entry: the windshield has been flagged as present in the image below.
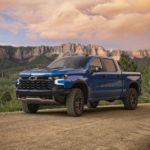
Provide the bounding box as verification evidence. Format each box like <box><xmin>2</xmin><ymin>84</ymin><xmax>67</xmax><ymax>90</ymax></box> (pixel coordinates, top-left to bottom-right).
<box><xmin>48</xmin><ymin>56</ymin><xmax>87</xmax><ymax>69</ymax></box>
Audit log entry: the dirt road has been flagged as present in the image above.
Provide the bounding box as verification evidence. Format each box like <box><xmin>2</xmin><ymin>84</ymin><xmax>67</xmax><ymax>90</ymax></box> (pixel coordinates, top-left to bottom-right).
<box><xmin>0</xmin><ymin>104</ymin><xmax>150</xmax><ymax>150</ymax></box>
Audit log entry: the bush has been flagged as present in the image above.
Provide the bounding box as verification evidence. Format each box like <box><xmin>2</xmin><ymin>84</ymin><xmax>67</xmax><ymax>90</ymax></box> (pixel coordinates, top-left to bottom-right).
<box><xmin>1</xmin><ymin>91</ymin><xmax>12</xmax><ymax>104</ymax></box>
<box><xmin>119</xmin><ymin>53</ymin><xmax>137</xmax><ymax>72</ymax></box>
<box><xmin>0</xmin><ymin>100</ymin><xmax>21</xmax><ymax>112</ymax></box>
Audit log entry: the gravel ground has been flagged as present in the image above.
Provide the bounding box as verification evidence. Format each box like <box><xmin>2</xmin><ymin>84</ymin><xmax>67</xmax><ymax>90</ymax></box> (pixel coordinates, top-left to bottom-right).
<box><xmin>0</xmin><ymin>104</ymin><xmax>150</xmax><ymax>150</ymax></box>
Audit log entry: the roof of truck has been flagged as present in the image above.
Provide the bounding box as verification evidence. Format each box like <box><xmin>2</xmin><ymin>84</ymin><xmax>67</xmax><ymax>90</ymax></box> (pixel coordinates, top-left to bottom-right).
<box><xmin>63</xmin><ymin>55</ymin><xmax>114</xmax><ymax>60</ymax></box>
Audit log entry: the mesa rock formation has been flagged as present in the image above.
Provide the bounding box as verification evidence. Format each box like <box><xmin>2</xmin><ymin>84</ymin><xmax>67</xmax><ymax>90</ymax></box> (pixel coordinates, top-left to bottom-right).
<box><xmin>0</xmin><ymin>43</ymin><xmax>149</xmax><ymax>61</ymax></box>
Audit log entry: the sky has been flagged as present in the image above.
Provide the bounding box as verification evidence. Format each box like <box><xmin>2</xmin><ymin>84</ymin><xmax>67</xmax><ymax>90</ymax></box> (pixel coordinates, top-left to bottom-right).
<box><xmin>0</xmin><ymin>0</ymin><xmax>150</xmax><ymax>50</ymax></box>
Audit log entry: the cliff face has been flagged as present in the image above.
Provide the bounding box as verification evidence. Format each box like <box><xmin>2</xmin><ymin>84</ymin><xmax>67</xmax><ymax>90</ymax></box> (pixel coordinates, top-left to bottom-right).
<box><xmin>108</xmin><ymin>49</ymin><xmax>150</xmax><ymax>60</ymax></box>
<box><xmin>0</xmin><ymin>46</ymin><xmax>49</xmax><ymax>61</ymax></box>
<box><xmin>0</xmin><ymin>43</ymin><xmax>149</xmax><ymax>61</ymax></box>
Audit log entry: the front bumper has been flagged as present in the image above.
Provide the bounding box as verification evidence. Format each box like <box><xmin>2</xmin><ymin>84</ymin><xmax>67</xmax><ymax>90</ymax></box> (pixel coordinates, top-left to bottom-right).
<box><xmin>16</xmin><ymin>88</ymin><xmax>70</xmax><ymax>104</ymax></box>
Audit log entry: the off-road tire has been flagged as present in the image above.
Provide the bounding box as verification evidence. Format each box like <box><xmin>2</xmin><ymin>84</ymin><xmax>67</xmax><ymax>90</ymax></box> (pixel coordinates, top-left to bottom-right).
<box><xmin>22</xmin><ymin>102</ymin><xmax>39</xmax><ymax>113</ymax></box>
<box><xmin>87</xmin><ymin>101</ymin><xmax>99</xmax><ymax>108</ymax></box>
<box><xmin>123</xmin><ymin>88</ymin><xmax>138</xmax><ymax>110</ymax></box>
<box><xmin>66</xmin><ymin>88</ymin><xmax>84</xmax><ymax>117</ymax></box>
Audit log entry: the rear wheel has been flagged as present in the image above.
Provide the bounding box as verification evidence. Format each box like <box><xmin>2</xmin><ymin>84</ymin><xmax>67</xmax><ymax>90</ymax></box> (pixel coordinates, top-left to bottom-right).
<box><xmin>22</xmin><ymin>102</ymin><xmax>39</xmax><ymax>113</ymax></box>
<box><xmin>123</xmin><ymin>88</ymin><xmax>138</xmax><ymax>110</ymax></box>
<box><xmin>66</xmin><ymin>88</ymin><xmax>84</xmax><ymax>117</ymax></box>
<box><xmin>87</xmin><ymin>101</ymin><xmax>99</xmax><ymax>108</ymax></box>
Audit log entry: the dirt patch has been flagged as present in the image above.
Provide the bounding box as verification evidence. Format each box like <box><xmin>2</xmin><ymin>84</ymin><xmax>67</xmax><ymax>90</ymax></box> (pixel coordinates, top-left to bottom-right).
<box><xmin>0</xmin><ymin>104</ymin><xmax>150</xmax><ymax>150</ymax></box>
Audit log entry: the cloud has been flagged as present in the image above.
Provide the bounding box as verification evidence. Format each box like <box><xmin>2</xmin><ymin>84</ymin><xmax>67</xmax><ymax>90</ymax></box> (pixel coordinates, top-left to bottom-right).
<box><xmin>109</xmin><ymin>13</ymin><xmax>150</xmax><ymax>36</ymax></box>
<box><xmin>0</xmin><ymin>16</ymin><xmax>23</xmax><ymax>34</ymax></box>
<box><xmin>0</xmin><ymin>38</ymin><xmax>11</xmax><ymax>45</ymax></box>
<box><xmin>0</xmin><ymin>39</ymin><xmax>5</xmax><ymax>45</ymax></box>
<box><xmin>0</xmin><ymin>0</ymin><xmax>150</xmax><ymax>44</ymax></box>
<box><xmin>91</xmin><ymin>0</ymin><xmax>129</xmax><ymax>17</ymax></box>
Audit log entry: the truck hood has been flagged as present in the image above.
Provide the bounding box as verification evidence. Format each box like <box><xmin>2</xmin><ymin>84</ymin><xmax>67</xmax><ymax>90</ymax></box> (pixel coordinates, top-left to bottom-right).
<box><xmin>19</xmin><ymin>68</ymin><xmax>86</xmax><ymax>77</ymax></box>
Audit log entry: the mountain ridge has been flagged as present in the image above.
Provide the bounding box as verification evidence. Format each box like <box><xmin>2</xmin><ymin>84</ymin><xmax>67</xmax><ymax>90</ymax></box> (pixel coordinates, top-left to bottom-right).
<box><xmin>0</xmin><ymin>43</ymin><xmax>150</xmax><ymax>61</ymax></box>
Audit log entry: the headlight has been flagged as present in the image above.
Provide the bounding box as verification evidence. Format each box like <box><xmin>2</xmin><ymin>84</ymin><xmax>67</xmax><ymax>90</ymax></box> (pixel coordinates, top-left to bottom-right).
<box><xmin>16</xmin><ymin>79</ymin><xmax>20</xmax><ymax>87</ymax></box>
<box><xmin>53</xmin><ymin>76</ymin><xmax>61</xmax><ymax>80</ymax></box>
<box><xmin>53</xmin><ymin>75</ymin><xmax>68</xmax><ymax>80</ymax></box>
<box><xmin>54</xmin><ymin>79</ymin><xmax>65</xmax><ymax>85</ymax></box>
<box><xmin>53</xmin><ymin>75</ymin><xmax>68</xmax><ymax>85</ymax></box>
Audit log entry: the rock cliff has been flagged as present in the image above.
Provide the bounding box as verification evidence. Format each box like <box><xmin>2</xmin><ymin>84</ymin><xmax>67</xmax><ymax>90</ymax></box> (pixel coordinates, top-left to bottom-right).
<box><xmin>0</xmin><ymin>43</ymin><xmax>149</xmax><ymax>61</ymax></box>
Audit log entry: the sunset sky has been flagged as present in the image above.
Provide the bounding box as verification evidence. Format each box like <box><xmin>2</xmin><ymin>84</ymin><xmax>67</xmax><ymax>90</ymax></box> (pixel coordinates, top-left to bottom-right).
<box><xmin>0</xmin><ymin>0</ymin><xmax>150</xmax><ymax>49</ymax></box>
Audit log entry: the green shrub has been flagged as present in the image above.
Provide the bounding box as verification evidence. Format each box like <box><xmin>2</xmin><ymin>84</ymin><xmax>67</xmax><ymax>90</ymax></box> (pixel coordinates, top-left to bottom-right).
<box><xmin>119</xmin><ymin>53</ymin><xmax>137</xmax><ymax>72</ymax></box>
<box><xmin>0</xmin><ymin>100</ymin><xmax>21</xmax><ymax>112</ymax></box>
<box><xmin>1</xmin><ymin>91</ymin><xmax>12</xmax><ymax>104</ymax></box>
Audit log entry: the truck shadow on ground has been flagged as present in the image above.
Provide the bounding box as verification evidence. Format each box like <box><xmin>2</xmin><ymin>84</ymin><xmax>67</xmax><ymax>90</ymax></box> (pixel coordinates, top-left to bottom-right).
<box><xmin>35</xmin><ymin>105</ymin><xmax>131</xmax><ymax>117</ymax></box>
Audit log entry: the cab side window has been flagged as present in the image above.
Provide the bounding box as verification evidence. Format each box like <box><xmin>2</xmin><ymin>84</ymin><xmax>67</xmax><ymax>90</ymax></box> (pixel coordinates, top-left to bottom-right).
<box><xmin>89</xmin><ymin>58</ymin><xmax>102</xmax><ymax>72</ymax></box>
<box><xmin>101</xmin><ymin>58</ymin><xmax>117</xmax><ymax>72</ymax></box>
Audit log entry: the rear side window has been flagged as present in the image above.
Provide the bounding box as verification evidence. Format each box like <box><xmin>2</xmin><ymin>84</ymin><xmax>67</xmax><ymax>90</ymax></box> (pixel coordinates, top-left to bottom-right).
<box><xmin>101</xmin><ymin>58</ymin><xmax>117</xmax><ymax>72</ymax></box>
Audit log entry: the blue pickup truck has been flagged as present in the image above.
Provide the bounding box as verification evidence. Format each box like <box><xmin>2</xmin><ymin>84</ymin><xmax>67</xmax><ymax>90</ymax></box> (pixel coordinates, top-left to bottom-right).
<box><xmin>16</xmin><ymin>55</ymin><xmax>141</xmax><ymax>116</ymax></box>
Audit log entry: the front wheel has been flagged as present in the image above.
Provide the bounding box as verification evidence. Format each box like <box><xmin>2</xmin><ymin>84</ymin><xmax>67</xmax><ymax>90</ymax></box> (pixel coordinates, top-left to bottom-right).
<box><xmin>66</xmin><ymin>88</ymin><xmax>84</xmax><ymax>117</ymax></box>
<box><xmin>123</xmin><ymin>88</ymin><xmax>138</xmax><ymax>110</ymax></box>
<box><xmin>22</xmin><ymin>102</ymin><xmax>39</xmax><ymax>114</ymax></box>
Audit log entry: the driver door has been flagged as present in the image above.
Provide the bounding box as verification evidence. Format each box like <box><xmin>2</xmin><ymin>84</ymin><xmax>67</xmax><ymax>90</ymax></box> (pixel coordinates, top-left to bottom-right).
<box><xmin>87</xmin><ymin>57</ymin><xmax>105</xmax><ymax>100</ymax></box>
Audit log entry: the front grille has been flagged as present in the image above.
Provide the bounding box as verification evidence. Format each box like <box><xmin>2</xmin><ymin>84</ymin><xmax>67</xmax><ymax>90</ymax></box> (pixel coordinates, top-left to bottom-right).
<box><xmin>18</xmin><ymin>79</ymin><xmax>54</xmax><ymax>90</ymax></box>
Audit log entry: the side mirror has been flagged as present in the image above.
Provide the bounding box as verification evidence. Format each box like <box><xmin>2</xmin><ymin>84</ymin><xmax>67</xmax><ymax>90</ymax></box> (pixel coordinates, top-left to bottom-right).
<box><xmin>89</xmin><ymin>65</ymin><xmax>101</xmax><ymax>74</ymax></box>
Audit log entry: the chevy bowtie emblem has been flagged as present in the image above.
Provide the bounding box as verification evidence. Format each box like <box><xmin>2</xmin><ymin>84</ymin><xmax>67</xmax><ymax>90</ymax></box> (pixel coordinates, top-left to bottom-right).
<box><xmin>29</xmin><ymin>76</ymin><xmax>38</xmax><ymax>80</ymax></box>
